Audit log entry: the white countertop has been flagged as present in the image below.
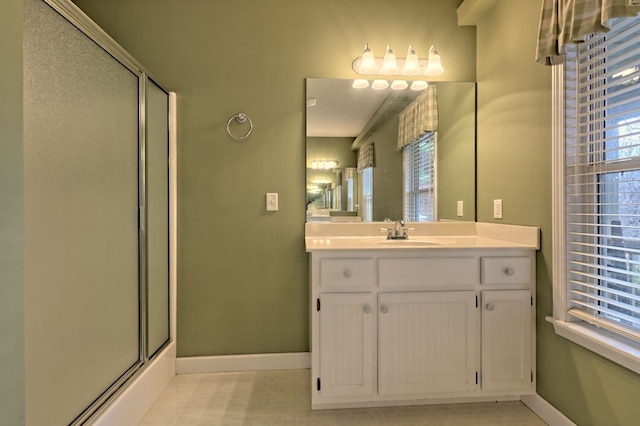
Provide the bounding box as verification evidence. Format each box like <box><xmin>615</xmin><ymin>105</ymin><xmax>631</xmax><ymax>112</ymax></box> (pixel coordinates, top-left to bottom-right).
<box><xmin>305</xmin><ymin>222</ymin><xmax>540</xmax><ymax>251</ymax></box>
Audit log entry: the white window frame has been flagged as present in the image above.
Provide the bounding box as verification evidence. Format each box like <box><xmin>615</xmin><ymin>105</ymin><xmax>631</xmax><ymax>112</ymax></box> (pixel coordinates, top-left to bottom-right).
<box><xmin>550</xmin><ymin>20</ymin><xmax>640</xmax><ymax>373</ymax></box>
<box><xmin>403</xmin><ymin>132</ymin><xmax>437</xmax><ymax>222</ymax></box>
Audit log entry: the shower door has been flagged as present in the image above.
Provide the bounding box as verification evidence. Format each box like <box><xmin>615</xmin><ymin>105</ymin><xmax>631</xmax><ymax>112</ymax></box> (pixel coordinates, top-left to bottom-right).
<box><xmin>23</xmin><ymin>0</ymin><xmax>172</xmax><ymax>424</ymax></box>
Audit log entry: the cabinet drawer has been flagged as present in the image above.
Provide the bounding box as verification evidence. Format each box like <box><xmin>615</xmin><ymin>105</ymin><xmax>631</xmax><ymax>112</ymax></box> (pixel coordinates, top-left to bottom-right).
<box><xmin>378</xmin><ymin>257</ymin><xmax>477</xmax><ymax>289</ymax></box>
<box><xmin>481</xmin><ymin>257</ymin><xmax>531</xmax><ymax>285</ymax></box>
<box><xmin>320</xmin><ymin>258</ymin><xmax>373</xmax><ymax>289</ymax></box>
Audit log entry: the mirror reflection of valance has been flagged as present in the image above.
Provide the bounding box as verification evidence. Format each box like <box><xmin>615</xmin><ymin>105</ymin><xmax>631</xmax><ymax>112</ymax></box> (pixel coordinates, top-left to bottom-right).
<box><xmin>536</xmin><ymin>0</ymin><xmax>640</xmax><ymax>66</ymax></box>
<box><xmin>397</xmin><ymin>85</ymin><xmax>438</xmax><ymax>150</ymax></box>
<box><xmin>357</xmin><ymin>142</ymin><xmax>375</xmax><ymax>172</ymax></box>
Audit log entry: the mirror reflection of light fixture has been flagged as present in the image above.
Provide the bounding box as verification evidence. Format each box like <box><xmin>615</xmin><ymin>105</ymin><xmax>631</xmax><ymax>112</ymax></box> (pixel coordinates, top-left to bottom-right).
<box><xmin>390</xmin><ymin>80</ymin><xmax>409</xmax><ymax>90</ymax></box>
<box><xmin>351</xmin><ymin>43</ymin><xmax>444</xmax><ymax>91</ymax></box>
<box><xmin>311</xmin><ymin>178</ymin><xmax>331</xmax><ymax>184</ymax></box>
<box><xmin>311</xmin><ymin>160</ymin><xmax>339</xmax><ymax>169</ymax></box>
<box><xmin>371</xmin><ymin>79</ymin><xmax>389</xmax><ymax>90</ymax></box>
<box><xmin>410</xmin><ymin>80</ymin><xmax>428</xmax><ymax>91</ymax></box>
<box><xmin>352</xmin><ymin>79</ymin><xmax>370</xmax><ymax>89</ymax></box>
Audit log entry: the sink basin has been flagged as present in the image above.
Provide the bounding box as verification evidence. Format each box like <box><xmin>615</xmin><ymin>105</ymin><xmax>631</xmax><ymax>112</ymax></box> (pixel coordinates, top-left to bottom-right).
<box><xmin>376</xmin><ymin>239</ymin><xmax>442</xmax><ymax>247</ymax></box>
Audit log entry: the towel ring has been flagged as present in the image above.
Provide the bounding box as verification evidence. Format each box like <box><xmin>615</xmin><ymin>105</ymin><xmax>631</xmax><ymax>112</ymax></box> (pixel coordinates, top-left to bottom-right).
<box><xmin>226</xmin><ymin>112</ymin><xmax>253</xmax><ymax>140</ymax></box>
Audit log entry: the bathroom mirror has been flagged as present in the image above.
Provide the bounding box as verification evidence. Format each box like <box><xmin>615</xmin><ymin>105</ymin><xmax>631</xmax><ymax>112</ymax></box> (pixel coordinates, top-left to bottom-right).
<box><xmin>306</xmin><ymin>78</ymin><xmax>476</xmax><ymax>222</ymax></box>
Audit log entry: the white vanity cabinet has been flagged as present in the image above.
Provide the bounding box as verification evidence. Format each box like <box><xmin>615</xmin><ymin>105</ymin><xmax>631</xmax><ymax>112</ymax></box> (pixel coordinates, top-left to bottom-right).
<box><xmin>377</xmin><ymin>291</ymin><xmax>477</xmax><ymax>396</ymax></box>
<box><xmin>318</xmin><ymin>292</ymin><xmax>375</xmax><ymax>398</ymax></box>
<box><xmin>309</xmin><ymin>248</ymin><xmax>536</xmax><ymax>409</ymax></box>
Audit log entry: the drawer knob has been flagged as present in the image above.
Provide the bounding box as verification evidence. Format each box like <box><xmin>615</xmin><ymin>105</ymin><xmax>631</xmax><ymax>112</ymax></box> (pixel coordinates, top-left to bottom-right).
<box><xmin>343</xmin><ymin>269</ymin><xmax>352</xmax><ymax>278</ymax></box>
<box><xmin>362</xmin><ymin>305</ymin><xmax>371</xmax><ymax>314</ymax></box>
<box><xmin>504</xmin><ymin>267</ymin><xmax>515</xmax><ymax>276</ymax></box>
<box><xmin>380</xmin><ymin>305</ymin><xmax>389</xmax><ymax>314</ymax></box>
<box><xmin>486</xmin><ymin>303</ymin><xmax>495</xmax><ymax>311</ymax></box>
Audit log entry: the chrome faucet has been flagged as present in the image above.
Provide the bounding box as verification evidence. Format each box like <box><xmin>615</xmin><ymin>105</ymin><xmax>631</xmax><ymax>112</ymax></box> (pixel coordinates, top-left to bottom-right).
<box><xmin>380</xmin><ymin>219</ymin><xmax>410</xmax><ymax>240</ymax></box>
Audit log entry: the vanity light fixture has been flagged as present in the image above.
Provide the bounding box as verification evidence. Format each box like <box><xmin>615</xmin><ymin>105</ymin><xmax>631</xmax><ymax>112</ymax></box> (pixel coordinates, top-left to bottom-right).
<box><xmin>410</xmin><ymin>80</ymin><xmax>429</xmax><ymax>91</ymax></box>
<box><xmin>380</xmin><ymin>44</ymin><xmax>399</xmax><ymax>75</ymax></box>
<box><xmin>390</xmin><ymin>80</ymin><xmax>409</xmax><ymax>90</ymax></box>
<box><xmin>311</xmin><ymin>160</ymin><xmax>339</xmax><ymax>169</ymax></box>
<box><xmin>371</xmin><ymin>79</ymin><xmax>390</xmax><ymax>90</ymax></box>
<box><xmin>352</xmin><ymin>79</ymin><xmax>370</xmax><ymax>89</ymax></box>
<box><xmin>351</xmin><ymin>43</ymin><xmax>443</xmax><ymax>91</ymax></box>
<box><xmin>424</xmin><ymin>45</ymin><xmax>444</xmax><ymax>76</ymax></box>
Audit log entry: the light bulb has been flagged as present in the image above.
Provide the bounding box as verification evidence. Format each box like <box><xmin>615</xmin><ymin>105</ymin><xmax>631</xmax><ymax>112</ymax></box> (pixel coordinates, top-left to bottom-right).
<box><xmin>402</xmin><ymin>45</ymin><xmax>421</xmax><ymax>75</ymax></box>
<box><xmin>352</xmin><ymin>79</ymin><xmax>370</xmax><ymax>89</ymax></box>
<box><xmin>410</xmin><ymin>80</ymin><xmax>428</xmax><ymax>91</ymax></box>
<box><xmin>391</xmin><ymin>80</ymin><xmax>408</xmax><ymax>90</ymax></box>
<box><xmin>371</xmin><ymin>79</ymin><xmax>389</xmax><ymax>90</ymax></box>
<box><xmin>380</xmin><ymin>44</ymin><xmax>399</xmax><ymax>75</ymax></box>
<box><xmin>425</xmin><ymin>45</ymin><xmax>444</xmax><ymax>76</ymax></box>
<box><xmin>359</xmin><ymin>43</ymin><xmax>378</xmax><ymax>73</ymax></box>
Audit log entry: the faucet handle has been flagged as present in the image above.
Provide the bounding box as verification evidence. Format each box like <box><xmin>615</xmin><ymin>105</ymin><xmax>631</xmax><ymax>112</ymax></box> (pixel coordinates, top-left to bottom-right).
<box><xmin>379</xmin><ymin>227</ymin><xmax>394</xmax><ymax>238</ymax></box>
<box><xmin>402</xmin><ymin>227</ymin><xmax>415</xmax><ymax>239</ymax></box>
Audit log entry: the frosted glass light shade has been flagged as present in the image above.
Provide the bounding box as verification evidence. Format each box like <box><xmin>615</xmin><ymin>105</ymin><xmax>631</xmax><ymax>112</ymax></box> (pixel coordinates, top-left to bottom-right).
<box><xmin>380</xmin><ymin>44</ymin><xmax>399</xmax><ymax>75</ymax></box>
<box><xmin>359</xmin><ymin>43</ymin><xmax>378</xmax><ymax>73</ymax></box>
<box><xmin>402</xmin><ymin>45</ymin><xmax>421</xmax><ymax>75</ymax></box>
<box><xmin>371</xmin><ymin>79</ymin><xmax>389</xmax><ymax>90</ymax></box>
<box><xmin>390</xmin><ymin>80</ymin><xmax>408</xmax><ymax>90</ymax></box>
<box><xmin>352</xmin><ymin>79</ymin><xmax>370</xmax><ymax>89</ymax></box>
<box><xmin>410</xmin><ymin>80</ymin><xmax>428</xmax><ymax>90</ymax></box>
<box><xmin>425</xmin><ymin>46</ymin><xmax>444</xmax><ymax>76</ymax></box>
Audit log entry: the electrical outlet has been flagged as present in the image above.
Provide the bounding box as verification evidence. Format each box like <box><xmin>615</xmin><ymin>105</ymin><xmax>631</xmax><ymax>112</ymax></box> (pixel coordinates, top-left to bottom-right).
<box><xmin>457</xmin><ymin>201</ymin><xmax>463</xmax><ymax>217</ymax></box>
<box><xmin>493</xmin><ymin>199</ymin><xmax>503</xmax><ymax>219</ymax></box>
<box><xmin>266</xmin><ymin>193</ymin><xmax>278</xmax><ymax>211</ymax></box>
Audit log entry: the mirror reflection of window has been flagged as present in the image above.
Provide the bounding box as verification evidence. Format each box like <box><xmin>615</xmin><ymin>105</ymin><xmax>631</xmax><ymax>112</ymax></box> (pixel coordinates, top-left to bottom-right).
<box><xmin>347</xmin><ymin>177</ymin><xmax>354</xmax><ymax>211</ymax></box>
<box><xmin>362</xmin><ymin>167</ymin><xmax>374</xmax><ymax>221</ymax></box>
<box><xmin>403</xmin><ymin>132</ymin><xmax>436</xmax><ymax>222</ymax></box>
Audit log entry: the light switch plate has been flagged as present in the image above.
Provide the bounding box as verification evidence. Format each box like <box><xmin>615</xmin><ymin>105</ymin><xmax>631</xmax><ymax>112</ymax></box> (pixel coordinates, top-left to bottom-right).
<box><xmin>266</xmin><ymin>193</ymin><xmax>278</xmax><ymax>211</ymax></box>
<box><xmin>493</xmin><ymin>199</ymin><xmax>503</xmax><ymax>219</ymax></box>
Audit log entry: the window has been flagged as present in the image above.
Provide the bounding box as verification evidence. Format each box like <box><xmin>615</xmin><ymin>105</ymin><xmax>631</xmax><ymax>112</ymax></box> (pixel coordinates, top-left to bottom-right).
<box><xmin>403</xmin><ymin>132</ymin><xmax>436</xmax><ymax>222</ymax></box>
<box><xmin>362</xmin><ymin>167</ymin><xmax>373</xmax><ymax>222</ymax></box>
<box><xmin>553</xmin><ymin>14</ymin><xmax>640</xmax><ymax>371</ymax></box>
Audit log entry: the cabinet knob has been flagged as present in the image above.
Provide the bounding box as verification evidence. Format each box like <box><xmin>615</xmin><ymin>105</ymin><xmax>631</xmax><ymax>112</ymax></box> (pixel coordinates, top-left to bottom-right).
<box><xmin>380</xmin><ymin>305</ymin><xmax>389</xmax><ymax>314</ymax></box>
<box><xmin>343</xmin><ymin>269</ymin><xmax>352</xmax><ymax>278</ymax></box>
<box><xmin>486</xmin><ymin>303</ymin><xmax>495</xmax><ymax>311</ymax></box>
<box><xmin>362</xmin><ymin>305</ymin><xmax>371</xmax><ymax>314</ymax></box>
<box><xmin>504</xmin><ymin>267</ymin><xmax>515</xmax><ymax>276</ymax></box>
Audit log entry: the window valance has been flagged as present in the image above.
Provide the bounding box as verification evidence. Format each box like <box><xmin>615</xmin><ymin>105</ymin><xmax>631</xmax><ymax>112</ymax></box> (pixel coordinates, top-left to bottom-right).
<box><xmin>397</xmin><ymin>85</ymin><xmax>438</xmax><ymax>150</ymax></box>
<box><xmin>536</xmin><ymin>0</ymin><xmax>640</xmax><ymax>65</ymax></box>
<box><xmin>357</xmin><ymin>142</ymin><xmax>375</xmax><ymax>172</ymax></box>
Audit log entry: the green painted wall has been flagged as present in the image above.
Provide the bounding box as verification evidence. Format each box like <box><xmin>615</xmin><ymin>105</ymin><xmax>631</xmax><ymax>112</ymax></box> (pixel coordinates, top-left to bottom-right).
<box><xmin>476</xmin><ymin>1</ymin><xmax>640</xmax><ymax>425</ymax></box>
<box><xmin>306</xmin><ymin>137</ymin><xmax>356</xmax><ymax>210</ymax></box>
<box><xmin>366</xmin><ymin>113</ymin><xmax>404</xmax><ymax>221</ymax></box>
<box><xmin>73</xmin><ymin>0</ymin><xmax>476</xmax><ymax>357</ymax></box>
<box><xmin>0</xmin><ymin>0</ymin><xmax>25</xmax><ymax>424</ymax></box>
<box><xmin>437</xmin><ymin>82</ymin><xmax>475</xmax><ymax>221</ymax></box>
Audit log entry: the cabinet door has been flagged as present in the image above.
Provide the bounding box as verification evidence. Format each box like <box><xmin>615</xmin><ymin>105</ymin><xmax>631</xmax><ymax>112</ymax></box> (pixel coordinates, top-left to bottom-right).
<box><xmin>378</xmin><ymin>292</ymin><xmax>477</xmax><ymax>395</ymax></box>
<box><xmin>481</xmin><ymin>290</ymin><xmax>532</xmax><ymax>391</ymax></box>
<box><xmin>319</xmin><ymin>293</ymin><xmax>375</xmax><ymax>398</ymax></box>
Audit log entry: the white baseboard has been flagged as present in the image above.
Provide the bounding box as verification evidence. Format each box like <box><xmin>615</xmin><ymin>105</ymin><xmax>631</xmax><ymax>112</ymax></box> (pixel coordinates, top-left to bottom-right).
<box><xmin>90</xmin><ymin>341</ymin><xmax>177</xmax><ymax>426</ymax></box>
<box><xmin>521</xmin><ymin>394</ymin><xmax>576</xmax><ymax>426</ymax></box>
<box><xmin>176</xmin><ymin>352</ymin><xmax>310</xmax><ymax>375</ymax></box>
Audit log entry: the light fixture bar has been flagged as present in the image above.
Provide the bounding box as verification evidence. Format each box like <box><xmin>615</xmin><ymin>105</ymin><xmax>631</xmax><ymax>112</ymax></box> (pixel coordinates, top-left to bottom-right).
<box><xmin>352</xmin><ymin>57</ymin><xmax>430</xmax><ymax>75</ymax></box>
<box><xmin>352</xmin><ymin>43</ymin><xmax>444</xmax><ymax>77</ymax></box>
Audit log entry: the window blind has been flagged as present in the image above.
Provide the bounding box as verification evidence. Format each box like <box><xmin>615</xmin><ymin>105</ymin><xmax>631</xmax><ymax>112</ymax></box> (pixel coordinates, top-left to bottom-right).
<box><xmin>565</xmin><ymin>14</ymin><xmax>640</xmax><ymax>342</ymax></box>
<box><xmin>362</xmin><ymin>167</ymin><xmax>373</xmax><ymax>222</ymax></box>
<box><xmin>403</xmin><ymin>132</ymin><xmax>436</xmax><ymax>222</ymax></box>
